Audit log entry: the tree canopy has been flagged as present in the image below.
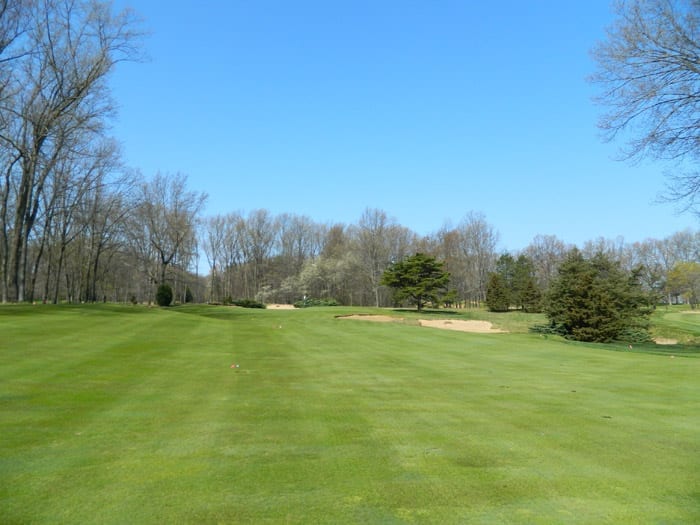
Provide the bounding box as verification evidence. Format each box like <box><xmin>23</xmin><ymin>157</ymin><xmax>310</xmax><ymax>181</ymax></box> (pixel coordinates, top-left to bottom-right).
<box><xmin>381</xmin><ymin>253</ymin><xmax>450</xmax><ymax>311</ymax></box>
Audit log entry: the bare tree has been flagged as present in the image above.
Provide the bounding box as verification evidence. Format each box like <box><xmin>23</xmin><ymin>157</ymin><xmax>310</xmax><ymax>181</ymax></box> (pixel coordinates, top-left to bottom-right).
<box><xmin>240</xmin><ymin>209</ymin><xmax>277</xmax><ymax>299</ymax></box>
<box><xmin>355</xmin><ymin>208</ymin><xmax>395</xmax><ymax>307</ymax></box>
<box><xmin>202</xmin><ymin>214</ymin><xmax>226</xmax><ymax>302</ymax></box>
<box><xmin>131</xmin><ymin>172</ymin><xmax>207</xmax><ymax>289</ymax></box>
<box><xmin>523</xmin><ymin>234</ymin><xmax>569</xmax><ymax>291</ymax></box>
<box><xmin>0</xmin><ymin>0</ymin><xmax>142</xmax><ymax>301</ymax></box>
<box><xmin>431</xmin><ymin>223</ymin><xmax>467</xmax><ymax>306</ymax></box>
<box><xmin>591</xmin><ymin>0</ymin><xmax>700</xmax><ymax>210</ymax></box>
<box><xmin>456</xmin><ymin>212</ymin><xmax>499</xmax><ymax>306</ymax></box>
<box><xmin>80</xmin><ymin>168</ymin><xmax>135</xmax><ymax>303</ymax></box>
<box><xmin>277</xmin><ymin>213</ymin><xmax>321</xmax><ymax>275</ymax></box>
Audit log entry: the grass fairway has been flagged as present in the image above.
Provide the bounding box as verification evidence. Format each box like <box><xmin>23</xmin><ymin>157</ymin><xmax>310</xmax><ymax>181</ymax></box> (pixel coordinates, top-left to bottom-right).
<box><xmin>1</xmin><ymin>304</ymin><xmax>699</xmax><ymax>523</ymax></box>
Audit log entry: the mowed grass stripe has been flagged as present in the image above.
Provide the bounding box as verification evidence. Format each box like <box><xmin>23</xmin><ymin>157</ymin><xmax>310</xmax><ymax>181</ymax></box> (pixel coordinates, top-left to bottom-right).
<box><xmin>1</xmin><ymin>304</ymin><xmax>699</xmax><ymax>523</ymax></box>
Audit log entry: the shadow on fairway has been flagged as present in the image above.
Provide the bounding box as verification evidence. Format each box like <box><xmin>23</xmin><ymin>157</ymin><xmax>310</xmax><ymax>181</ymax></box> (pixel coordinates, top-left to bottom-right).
<box><xmin>391</xmin><ymin>308</ymin><xmax>461</xmax><ymax>316</ymax></box>
<box><xmin>590</xmin><ymin>340</ymin><xmax>700</xmax><ymax>358</ymax></box>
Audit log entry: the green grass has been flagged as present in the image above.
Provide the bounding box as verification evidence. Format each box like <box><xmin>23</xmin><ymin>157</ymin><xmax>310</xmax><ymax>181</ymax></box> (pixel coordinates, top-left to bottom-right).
<box><xmin>1</xmin><ymin>304</ymin><xmax>699</xmax><ymax>523</ymax></box>
<box><xmin>651</xmin><ymin>304</ymin><xmax>700</xmax><ymax>345</ymax></box>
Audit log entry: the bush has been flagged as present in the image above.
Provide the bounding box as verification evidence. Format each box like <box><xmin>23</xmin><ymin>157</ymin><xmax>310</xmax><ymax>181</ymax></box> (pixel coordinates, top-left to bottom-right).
<box><xmin>232</xmin><ymin>299</ymin><xmax>266</xmax><ymax>309</ymax></box>
<box><xmin>529</xmin><ymin>323</ymin><xmax>566</xmax><ymax>337</ymax></box>
<box><xmin>616</xmin><ymin>327</ymin><xmax>653</xmax><ymax>344</ymax></box>
<box><xmin>156</xmin><ymin>284</ymin><xmax>173</xmax><ymax>307</ymax></box>
<box><xmin>293</xmin><ymin>298</ymin><xmax>339</xmax><ymax>308</ymax></box>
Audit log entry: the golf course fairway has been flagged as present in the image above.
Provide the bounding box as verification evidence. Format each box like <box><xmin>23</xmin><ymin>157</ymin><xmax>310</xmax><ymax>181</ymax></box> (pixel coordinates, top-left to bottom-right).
<box><xmin>1</xmin><ymin>304</ymin><xmax>698</xmax><ymax>523</ymax></box>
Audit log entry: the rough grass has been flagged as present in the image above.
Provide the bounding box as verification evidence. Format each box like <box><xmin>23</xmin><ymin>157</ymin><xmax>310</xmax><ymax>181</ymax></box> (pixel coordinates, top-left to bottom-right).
<box><xmin>1</xmin><ymin>304</ymin><xmax>699</xmax><ymax>523</ymax></box>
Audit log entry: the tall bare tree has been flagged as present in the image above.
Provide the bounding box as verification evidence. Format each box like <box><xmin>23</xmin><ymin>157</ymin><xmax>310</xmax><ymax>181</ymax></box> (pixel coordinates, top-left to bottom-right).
<box><xmin>236</xmin><ymin>209</ymin><xmax>277</xmax><ymax>299</ymax></box>
<box><xmin>592</xmin><ymin>0</ymin><xmax>700</xmax><ymax>210</ymax></box>
<box><xmin>355</xmin><ymin>208</ymin><xmax>395</xmax><ymax>307</ymax></box>
<box><xmin>0</xmin><ymin>0</ymin><xmax>142</xmax><ymax>301</ymax></box>
<box><xmin>456</xmin><ymin>212</ymin><xmax>499</xmax><ymax>306</ymax></box>
<box><xmin>131</xmin><ymin>172</ymin><xmax>206</xmax><ymax>289</ymax></box>
<box><xmin>524</xmin><ymin>234</ymin><xmax>569</xmax><ymax>291</ymax></box>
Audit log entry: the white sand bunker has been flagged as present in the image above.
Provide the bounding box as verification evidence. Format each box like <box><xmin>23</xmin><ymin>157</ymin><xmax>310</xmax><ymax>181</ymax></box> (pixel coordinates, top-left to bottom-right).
<box><xmin>267</xmin><ymin>304</ymin><xmax>296</xmax><ymax>310</ymax></box>
<box><xmin>654</xmin><ymin>337</ymin><xmax>678</xmax><ymax>345</ymax></box>
<box><xmin>338</xmin><ymin>314</ymin><xmax>505</xmax><ymax>333</ymax></box>
<box><xmin>419</xmin><ymin>319</ymin><xmax>506</xmax><ymax>333</ymax></box>
<box><xmin>337</xmin><ymin>314</ymin><xmax>399</xmax><ymax>322</ymax></box>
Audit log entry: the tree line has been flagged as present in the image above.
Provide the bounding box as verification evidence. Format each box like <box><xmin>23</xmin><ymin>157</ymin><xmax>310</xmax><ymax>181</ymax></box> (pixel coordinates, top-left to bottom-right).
<box><xmin>202</xmin><ymin>209</ymin><xmax>700</xmax><ymax>310</ymax></box>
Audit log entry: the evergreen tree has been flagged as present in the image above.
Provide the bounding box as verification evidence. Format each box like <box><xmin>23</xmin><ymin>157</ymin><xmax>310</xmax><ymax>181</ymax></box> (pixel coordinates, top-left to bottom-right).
<box><xmin>486</xmin><ymin>273</ymin><xmax>510</xmax><ymax>312</ymax></box>
<box><xmin>545</xmin><ymin>249</ymin><xmax>652</xmax><ymax>342</ymax></box>
<box><xmin>512</xmin><ymin>255</ymin><xmax>539</xmax><ymax>310</ymax></box>
<box><xmin>381</xmin><ymin>253</ymin><xmax>450</xmax><ymax>311</ymax></box>
<box><xmin>156</xmin><ymin>284</ymin><xmax>173</xmax><ymax>307</ymax></box>
<box><xmin>489</xmin><ymin>253</ymin><xmax>542</xmax><ymax>311</ymax></box>
<box><xmin>520</xmin><ymin>278</ymin><xmax>543</xmax><ymax>313</ymax></box>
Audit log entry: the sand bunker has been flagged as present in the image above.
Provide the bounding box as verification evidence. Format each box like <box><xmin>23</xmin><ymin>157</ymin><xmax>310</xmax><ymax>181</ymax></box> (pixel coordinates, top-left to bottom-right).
<box><xmin>267</xmin><ymin>304</ymin><xmax>296</xmax><ymax>310</ymax></box>
<box><xmin>419</xmin><ymin>319</ymin><xmax>505</xmax><ymax>333</ymax></box>
<box><xmin>654</xmin><ymin>337</ymin><xmax>678</xmax><ymax>345</ymax></box>
<box><xmin>338</xmin><ymin>314</ymin><xmax>505</xmax><ymax>333</ymax></box>
<box><xmin>338</xmin><ymin>314</ymin><xmax>399</xmax><ymax>322</ymax></box>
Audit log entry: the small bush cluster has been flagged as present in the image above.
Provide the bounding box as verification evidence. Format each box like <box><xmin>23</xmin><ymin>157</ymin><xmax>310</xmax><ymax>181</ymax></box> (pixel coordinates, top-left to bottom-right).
<box><xmin>231</xmin><ymin>298</ymin><xmax>266</xmax><ymax>309</ymax></box>
<box><xmin>616</xmin><ymin>327</ymin><xmax>653</xmax><ymax>344</ymax></box>
<box><xmin>293</xmin><ymin>298</ymin><xmax>339</xmax><ymax>308</ymax></box>
<box><xmin>529</xmin><ymin>323</ymin><xmax>566</xmax><ymax>337</ymax></box>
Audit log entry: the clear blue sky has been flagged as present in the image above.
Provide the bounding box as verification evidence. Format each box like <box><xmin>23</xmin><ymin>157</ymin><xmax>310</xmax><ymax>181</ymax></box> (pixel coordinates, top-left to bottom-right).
<box><xmin>110</xmin><ymin>1</ymin><xmax>698</xmax><ymax>252</ymax></box>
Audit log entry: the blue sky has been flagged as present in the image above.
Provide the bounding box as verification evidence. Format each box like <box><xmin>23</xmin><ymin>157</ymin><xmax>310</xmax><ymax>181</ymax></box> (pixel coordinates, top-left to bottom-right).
<box><xmin>110</xmin><ymin>1</ymin><xmax>698</xmax><ymax>251</ymax></box>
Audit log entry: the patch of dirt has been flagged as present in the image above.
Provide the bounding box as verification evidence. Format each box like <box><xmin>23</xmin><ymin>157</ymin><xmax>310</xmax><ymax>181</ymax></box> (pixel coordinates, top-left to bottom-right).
<box><xmin>419</xmin><ymin>319</ymin><xmax>506</xmax><ymax>333</ymax></box>
<box><xmin>267</xmin><ymin>304</ymin><xmax>296</xmax><ymax>310</ymax></box>
<box><xmin>337</xmin><ymin>314</ymin><xmax>400</xmax><ymax>322</ymax></box>
<box><xmin>654</xmin><ymin>337</ymin><xmax>678</xmax><ymax>345</ymax></box>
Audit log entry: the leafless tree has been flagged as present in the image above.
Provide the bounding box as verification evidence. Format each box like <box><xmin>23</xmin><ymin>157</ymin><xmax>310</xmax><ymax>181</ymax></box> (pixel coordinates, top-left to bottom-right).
<box><xmin>0</xmin><ymin>0</ymin><xmax>142</xmax><ymax>301</ymax></box>
<box><xmin>456</xmin><ymin>212</ymin><xmax>499</xmax><ymax>306</ymax></box>
<box><xmin>202</xmin><ymin>214</ymin><xmax>227</xmax><ymax>302</ymax></box>
<box><xmin>591</xmin><ymin>0</ymin><xmax>700</xmax><ymax>210</ymax></box>
<box><xmin>523</xmin><ymin>234</ymin><xmax>569</xmax><ymax>291</ymax></box>
<box><xmin>131</xmin><ymin>172</ymin><xmax>206</xmax><ymax>290</ymax></box>
<box><xmin>80</xmin><ymin>167</ymin><xmax>135</xmax><ymax>303</ymax></box>
<box><xmin>355</xmin><ymin>208</ymin><xmax>396</xmax><ymax>307</ymax></box>
<box><xmin>240</xmin><ymin>209</ymin><xmax>277</xmax><ymax>299</ymax></box>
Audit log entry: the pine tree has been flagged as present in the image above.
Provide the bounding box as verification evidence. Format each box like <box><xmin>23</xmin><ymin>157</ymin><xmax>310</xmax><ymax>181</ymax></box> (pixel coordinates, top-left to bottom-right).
<box><xmin>545</xmin><ymin>249</ymin><xmax>652</xmax><ymax>342</ymax></box>
<box><xmin>486</xmin><ymin>273</ymin><xmax>510</xmax><ymax>312</ymax></box>
<box><xmin>381</xmin><ymin>253</ymin><xmax>450</xmax><ymax>311</ymax></box>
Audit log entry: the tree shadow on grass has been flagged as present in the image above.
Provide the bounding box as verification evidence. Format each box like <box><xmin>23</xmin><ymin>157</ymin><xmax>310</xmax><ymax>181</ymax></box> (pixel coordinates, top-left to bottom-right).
<box><xmin>593</xmin><ymin>340</ymin><xmax>700</xmax><ymax>357</ymax></box>
<box><xmin>391</xmin><ymin>308</ymin><xmax>461</xmax><ymax>316</ymax></box>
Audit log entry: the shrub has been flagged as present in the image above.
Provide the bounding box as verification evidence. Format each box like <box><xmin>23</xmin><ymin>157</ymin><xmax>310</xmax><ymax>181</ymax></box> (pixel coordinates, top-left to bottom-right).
<box><xmin>155</xmin><ymin>284</ymin><xmax>173</xmax><ymax>307</ymax></box>
<box><xmin>529</xmin><ymin>323</ymin><xmax>566</xmax><ymax>337</ymax></box>
<box><xmin>616</xmin><ymin>327</ymin><xmax>653</xmax><ymax>344</ymax></box>
<box><xmin>293</xmin><ymin>298</ymin><xmax>339</xmax><ymax>308</ymax></box>
<box><xmin>232</xmin><ymin>299</ymin><xmax>266</xmax><ymax>309</ymax></box>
